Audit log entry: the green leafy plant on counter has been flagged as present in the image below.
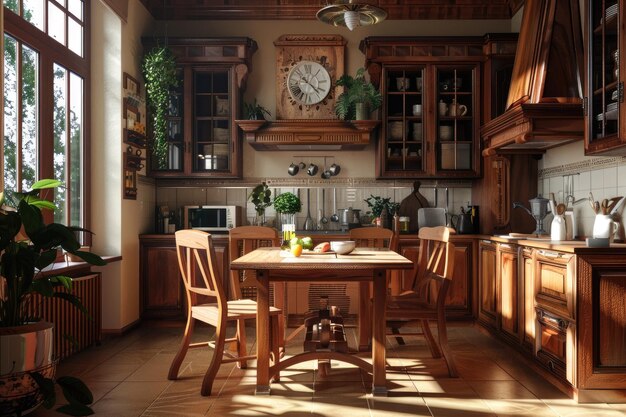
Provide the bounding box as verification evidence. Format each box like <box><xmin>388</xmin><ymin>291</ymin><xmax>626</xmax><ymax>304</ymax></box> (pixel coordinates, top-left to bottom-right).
<box><xmin>248</xmin><ymin>182</ymin><xmax>272</xmax><ymax>216</ymax></box>
<box><xmin>142</xmin><ymin>46</ymin><xmax>179</xmax><ymax>169</ymax></box>
<box><xmin>364</xmin><ymin>195</ymin><xmax>399</xmax><ymax>218</ymax></box>
<box><xmin>334</xmin><ymin>67</ymin><xmax>382</xmax><ymax>120</ymax></box>
<box><xmin>273</xmin><ymin>192</ymin><xmax>301</xmax><ymax>214</ymax></box>
<box><xmin>0</xmin><ymin>179</ymin><xmax>106</xmax><ymax>415</ymax></box>
<box><xmin>243</xmin><ymin>99</ymin><xmax>271</xmax><ymax>120</ymax></box>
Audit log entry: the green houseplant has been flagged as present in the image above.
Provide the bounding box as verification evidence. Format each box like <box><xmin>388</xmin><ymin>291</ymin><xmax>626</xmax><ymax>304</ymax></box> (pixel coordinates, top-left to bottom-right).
<box><xmin>248</xmin><ymin>182</ymin><xmax>272</xmax><ymax>225</ymax></box>
<box><xmin>142</xmin><ymin>46</ymin><xmax>179</xmax><ymax>169</ymax></box>
<box><xmin>0</xmin><ymin>179</ymin><xmax>105</xmax><ymax>416</ymax></box>
<box><xmin>335</xmin><ymin>67</ymin><xmax>382</xmax><ymax>121</ymax></box>
<box><xmin>243</xmin><ymin>100</ymin><xmax>271</xmax><ymax>120</ymax></box>
<box><xmin>364</xmin><ymin>195</ymin><xmax>399</xmax><ymax>228</ymax></box>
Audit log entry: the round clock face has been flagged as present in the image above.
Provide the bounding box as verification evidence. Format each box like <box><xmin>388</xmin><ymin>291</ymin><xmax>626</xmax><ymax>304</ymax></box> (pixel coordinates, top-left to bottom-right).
<box><xmin>286</xmin><ymin>60</ymin><xmax>331</xmax><ymax>105</ymax></box>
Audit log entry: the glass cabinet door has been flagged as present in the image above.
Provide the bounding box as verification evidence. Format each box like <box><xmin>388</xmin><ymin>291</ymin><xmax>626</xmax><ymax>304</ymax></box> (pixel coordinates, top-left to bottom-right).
<box><xmin>382</xmin><ymin>67</ymin><xmax>426</xmax><ymax>175</ymax></box>
<box><xmin>193</xmin><ymin>69</ymin><xmax>231</xmax><ymax>173</ymax></box>
<box><xmin>434</xmin><ymin>65</ymin><xmax>476</xmax><ymax>174</ymax></box>
<box><xmin>152</xmin><ymin>69</ymin><xmax>184</xmax><ymax>172</ymax></box>
<box><xmin>588</xmin><ymin>0</ymin><xmax>619</xmax><ymax>143</ymax></box>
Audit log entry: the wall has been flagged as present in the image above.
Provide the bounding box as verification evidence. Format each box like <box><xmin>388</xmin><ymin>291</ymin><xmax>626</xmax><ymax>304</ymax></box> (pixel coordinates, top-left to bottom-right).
<box><xmin>156</xmin><ymin>19</ymin><xmax>512</xmax><ymax>180</ymax></box>
<box><xmin>91</xmin><ymin>0</ymin><xmax>154</xmax><ymax>332</ymax></box>
<box><xmin>538</xmin><ymin>142</ymin><xmax>626</xmax><ymax>241</ymax></box>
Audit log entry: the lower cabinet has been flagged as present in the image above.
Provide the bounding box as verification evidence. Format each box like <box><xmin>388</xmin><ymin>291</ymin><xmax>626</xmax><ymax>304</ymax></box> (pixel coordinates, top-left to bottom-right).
<box><xmin>497</xmin><ymin>242</ymin><xmax>520</xmax><ymax>342</ymax></box>
<box><xmin>521</xmin><ymin>247</ymin><xmax>535</xmax><ymax>352</ymax></box>
<box><xmin>139</xmin><ymin>234</ymin><xmax>229</xmax><ymax>319</ymax></box>
<box><xmin>478</xmin><ymin>239</ymin><xmax>498</xmax><ymax>327</ymax></box>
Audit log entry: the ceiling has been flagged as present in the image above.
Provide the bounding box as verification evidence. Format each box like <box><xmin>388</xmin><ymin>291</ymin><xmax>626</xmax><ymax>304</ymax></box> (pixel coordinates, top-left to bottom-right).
<box><xmin>140</xmin><ymin>1</ymin><xmax>524</xmax><ymax>21</ymax></box>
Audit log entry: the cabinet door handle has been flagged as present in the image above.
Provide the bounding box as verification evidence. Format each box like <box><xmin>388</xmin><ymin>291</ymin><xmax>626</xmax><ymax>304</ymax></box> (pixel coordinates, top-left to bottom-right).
<box><xmin>538</xmin><ymin>250</ymin><xmax>562</xmax><ymax>258</ymax></box>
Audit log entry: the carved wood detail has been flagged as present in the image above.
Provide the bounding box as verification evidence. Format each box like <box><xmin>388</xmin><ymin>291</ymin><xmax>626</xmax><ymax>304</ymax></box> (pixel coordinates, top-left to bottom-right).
<box><xmin>235</xmin><ymin>119</ymin><xmax>379</xmax><ymax>151</ymax></box>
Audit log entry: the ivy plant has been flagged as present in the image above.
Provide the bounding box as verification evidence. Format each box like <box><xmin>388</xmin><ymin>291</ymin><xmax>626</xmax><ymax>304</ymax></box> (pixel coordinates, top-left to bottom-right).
<box><xmin>142</xmin><ymin>46</ymin><xmax>178</xmax><ymax>169</ymax></box>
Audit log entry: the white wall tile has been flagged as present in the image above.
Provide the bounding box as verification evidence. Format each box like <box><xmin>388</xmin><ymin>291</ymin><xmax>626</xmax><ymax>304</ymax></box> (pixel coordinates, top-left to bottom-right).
<box><xmin>603</xmin><ymin>166</ymin><xmax>618</xmax><ymax>189</ymax></box>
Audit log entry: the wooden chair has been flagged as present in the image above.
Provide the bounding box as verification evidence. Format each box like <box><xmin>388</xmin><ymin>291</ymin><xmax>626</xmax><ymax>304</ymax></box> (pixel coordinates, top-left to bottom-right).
<box><xmin>385</xmin><ymin>226</ymin><xmax>458</xmax><ymax>377</ymax></box>
<box><xmin>168</xmin><ymin>230</ymin><xmax>281</xmax><ymax>396</ymax></box>
<box><xmin>228</xmin><ymin>226</ymin><xmax>284</xmax><ymax>351</ymax></box>
<box><xmin>349</xmin><ymin>227</ymin><xmax>396</xmax><ymax>350</ymax></box>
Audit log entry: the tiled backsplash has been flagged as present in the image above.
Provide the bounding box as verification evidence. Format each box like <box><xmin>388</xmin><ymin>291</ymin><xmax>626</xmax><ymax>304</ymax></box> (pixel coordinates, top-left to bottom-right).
<box><xmin>538</xmin><ymin>142</ymin><xmax>626</xmax><ymax>240</ymax></box>
<box><xmin>155</xmin><ymin>178</ymin><xmax>472</xmax><ymax>232</ymax></box>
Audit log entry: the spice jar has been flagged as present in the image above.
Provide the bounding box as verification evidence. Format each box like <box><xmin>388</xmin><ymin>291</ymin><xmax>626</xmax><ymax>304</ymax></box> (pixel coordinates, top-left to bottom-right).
<box><xmin>399</xmin><ymin>216</ymin><xmax>410</xmax><ymax>232</ymax></box>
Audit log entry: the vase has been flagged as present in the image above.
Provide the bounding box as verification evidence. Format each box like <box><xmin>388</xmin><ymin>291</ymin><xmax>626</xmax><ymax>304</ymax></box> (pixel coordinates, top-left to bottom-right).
<box><xmin>280</xmin><ymin>213</ymin><xmax>296</xmax><ymax>243</ymax></box>
<box><xmin>254</xmin><ymin>210</ymin><xmax>266</xmax><ymax>226</ymax></box>
<box><xmin>355</xmin><ymin>102</ymin><xmax>368</xmax><ymax>120</ymax></box>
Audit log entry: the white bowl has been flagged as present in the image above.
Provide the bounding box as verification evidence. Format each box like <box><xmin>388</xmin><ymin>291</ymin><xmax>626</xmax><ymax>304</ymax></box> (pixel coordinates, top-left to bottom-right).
<box><xmin>330</xmin><ymin>240</ymin><xmax>356</xmax><ymax>255</ymax></box>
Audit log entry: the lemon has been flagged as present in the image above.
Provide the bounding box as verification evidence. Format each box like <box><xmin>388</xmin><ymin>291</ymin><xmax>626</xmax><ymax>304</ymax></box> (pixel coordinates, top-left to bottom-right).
<box><xmin>290</xmin><ymin>244</ymin><xmax>303</xmax><ymax>257</ymax></box>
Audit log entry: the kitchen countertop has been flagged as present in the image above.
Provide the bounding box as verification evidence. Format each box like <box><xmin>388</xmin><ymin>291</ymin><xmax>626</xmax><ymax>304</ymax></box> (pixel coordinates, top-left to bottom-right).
<box><xmin>138</xmin><ymin>232</ymin><xmax>626</xmax><ymax>253</ymax></box>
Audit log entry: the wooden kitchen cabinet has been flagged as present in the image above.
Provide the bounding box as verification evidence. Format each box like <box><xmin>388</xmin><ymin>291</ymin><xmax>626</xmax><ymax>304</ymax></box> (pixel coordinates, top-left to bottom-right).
<box><xmin>497</xmin><ymin>242</ymin><xmax>520</xmax><ymax>342</ymax></box>
<box><xmin>584</xmin><ymin>0</ymin><xmax>626</xmax><ymax>155</ymax></box>
<box><xmin>478</xmin><ymin>239</ymin><xmax>498</xmax><ymax>328</ymax></box>
<box><xmin>521</xmin><ymin>247</ymin><xmax>535</xmax><ymax>352</ymax></box>
<box><xmin>361</xmin><ymin>37</ymin><xmax>482</xmax><ymax>179</ymax></box>
<box><xmin>142</xmin><ymin>37</ymin><xmax>257</xmax><ymax>178</ymax></box>
<box><xmin>139</xmin><ymin>234</ymin><xmax>230</xmax><ymax>319</ymax></box>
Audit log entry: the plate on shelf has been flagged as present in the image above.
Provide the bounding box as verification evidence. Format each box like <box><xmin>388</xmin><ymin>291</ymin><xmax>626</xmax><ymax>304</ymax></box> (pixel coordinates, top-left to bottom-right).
<box><xmin>612</xmin><ymin>89</ymin><xmax>619</xmax><ymax>101</ymax></box>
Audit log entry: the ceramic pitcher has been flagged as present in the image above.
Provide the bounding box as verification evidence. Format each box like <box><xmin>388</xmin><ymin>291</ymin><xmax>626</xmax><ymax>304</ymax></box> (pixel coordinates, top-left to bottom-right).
<box><xmin>449</xmin><ymin>99</ymin><xmax>468</xmax><ymax>116</ymax></box>
<box><xmin>592</xmin><ymin>214</ymin><xmax>619</xmax><ymax>239</ymax></box>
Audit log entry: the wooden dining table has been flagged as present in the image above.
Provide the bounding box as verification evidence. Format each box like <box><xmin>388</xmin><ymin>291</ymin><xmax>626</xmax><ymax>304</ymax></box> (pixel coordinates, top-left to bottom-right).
<box><xmin>230</xmin><ymin>246</ymin><xmax>413</xmax><ymax>396</ymax></box>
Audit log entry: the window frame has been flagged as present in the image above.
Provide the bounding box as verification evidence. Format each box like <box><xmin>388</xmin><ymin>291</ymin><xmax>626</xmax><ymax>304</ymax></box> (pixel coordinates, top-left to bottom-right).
<box><xmin>3</xmin><ymin>3</ymin><xmax>91</xmax><ymax>241</ymax></box>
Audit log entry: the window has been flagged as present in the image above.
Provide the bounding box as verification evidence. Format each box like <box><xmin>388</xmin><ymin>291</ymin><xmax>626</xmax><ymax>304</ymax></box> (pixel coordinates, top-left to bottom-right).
<box><xmin>3</xmin><ymin>0</ymin><xmax>89</xmax><ymax>240</ymax></box>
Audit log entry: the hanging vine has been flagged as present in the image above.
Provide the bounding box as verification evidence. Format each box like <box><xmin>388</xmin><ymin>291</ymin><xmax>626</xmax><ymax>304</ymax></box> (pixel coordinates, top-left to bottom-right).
<box><xmin>141</xmin><ymin>46</ymin><xmax>178</xmax><ymax>169</ymax></box>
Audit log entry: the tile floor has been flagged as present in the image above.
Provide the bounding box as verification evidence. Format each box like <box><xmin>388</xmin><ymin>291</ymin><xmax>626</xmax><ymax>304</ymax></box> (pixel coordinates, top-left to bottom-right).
<box><xmin>30</xmin><ymin>322</ymin><xmax>626</xmax><ymax>417</ymax></box>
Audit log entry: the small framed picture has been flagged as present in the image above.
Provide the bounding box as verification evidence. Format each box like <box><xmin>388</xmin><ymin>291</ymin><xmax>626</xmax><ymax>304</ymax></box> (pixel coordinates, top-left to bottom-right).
<box><xmin>125</xmin><ymin>103</ymin><xmax>139</xmax><ymax>130</ymax></box>
<box><xmin>124</xmin><ymin>72</ymin><xmax>139</xmax><ymax>95</ymax></box>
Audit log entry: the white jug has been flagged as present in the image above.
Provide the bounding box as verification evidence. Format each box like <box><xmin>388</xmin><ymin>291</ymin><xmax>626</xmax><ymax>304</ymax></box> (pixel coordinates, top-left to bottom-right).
<box><xmin>550</xmin><ymin>215</ymin><xmax>566</xmax><ymax>241</ymax></box>
<box><xmin>592</xmin><ymin>214</ymin><xmax>619</xmax><ymax>239</ymax></box>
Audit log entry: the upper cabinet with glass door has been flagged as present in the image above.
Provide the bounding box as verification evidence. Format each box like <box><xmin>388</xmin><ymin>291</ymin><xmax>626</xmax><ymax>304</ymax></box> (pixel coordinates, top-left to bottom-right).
<box><xmin>362</xmin><ymin>37</ymin><xmax>482</xmax><ymax>179</ymax></box>
<box><xmin>143</xmin><ymin>37</ymin><xmax>257</xmax><ymax>179</ymax></box>
<box><xmin>585</xmin><ymin>0</ymin><xmax>626</xmax><ymax>155</ymax></box>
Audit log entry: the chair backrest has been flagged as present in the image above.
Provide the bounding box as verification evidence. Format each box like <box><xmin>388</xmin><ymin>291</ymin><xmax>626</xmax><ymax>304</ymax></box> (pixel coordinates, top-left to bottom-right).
<box><xmin>228</xmin><ymin>226</ymin><xmax>280</xmax><ymax>299</ymax></box>
<box><xmin>411</xmin><ymin>226</ymin><xmax>456</xmax><ymax>306</ymax></box>
<box><xmin>175</xmin><ymin>230</ymin><xmax>226</xmax><ymax>310</ymax></box>
<box><xmin>349</xmin><ymin>227</ymin><xmax>396</xmax><ymax>250</ymax></box>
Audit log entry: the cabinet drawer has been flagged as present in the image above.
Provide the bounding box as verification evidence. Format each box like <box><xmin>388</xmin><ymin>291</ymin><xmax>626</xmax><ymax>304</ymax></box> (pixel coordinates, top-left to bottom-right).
<box><xmin>535</xmin><ymin>250</ymin><xmax>574</xmax><ymax>318</ymax></box>
<box><xmin>536</xmin><ymin>309</ymin><xmax>568</xmax><ymax>380</ymax></box>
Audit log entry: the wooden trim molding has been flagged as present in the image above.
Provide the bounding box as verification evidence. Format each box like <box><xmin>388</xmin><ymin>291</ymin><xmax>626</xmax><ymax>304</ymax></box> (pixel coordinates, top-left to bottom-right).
<box><xmin>236</xmin><ymin>119</ymin><xmax>379</xmax><ymax>151</ymax></box>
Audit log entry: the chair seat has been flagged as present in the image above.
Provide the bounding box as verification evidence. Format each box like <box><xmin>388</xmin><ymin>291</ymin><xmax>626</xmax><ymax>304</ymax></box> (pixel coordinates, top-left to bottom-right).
<box><xmin>386</xmin><ymin>298</ymin><xmax>438</xmax><ymax>321</ymax></box>
<box><xmin>192</xmin><ymin>299</ymin><xmax>280</xmax><ymax>323</ymax></box>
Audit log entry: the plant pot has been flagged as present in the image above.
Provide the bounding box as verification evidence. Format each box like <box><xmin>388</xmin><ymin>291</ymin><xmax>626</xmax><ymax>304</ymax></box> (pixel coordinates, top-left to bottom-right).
<box><xmin>0</xmin><ymin>321</ymin><xmax>55</xmax><ymax>415</ymax></box>
<box><xmin>355</xmin><ymin>102</ymin><xmax>368</xmax><ymax>121</ymax></box>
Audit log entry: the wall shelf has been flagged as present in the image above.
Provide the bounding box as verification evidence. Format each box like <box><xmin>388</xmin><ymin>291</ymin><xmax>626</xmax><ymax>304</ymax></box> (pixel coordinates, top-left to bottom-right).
<box><xmin>235</xmin><ymin>119</ymin><xmax>379</xmax><ymax>151</ymax></box>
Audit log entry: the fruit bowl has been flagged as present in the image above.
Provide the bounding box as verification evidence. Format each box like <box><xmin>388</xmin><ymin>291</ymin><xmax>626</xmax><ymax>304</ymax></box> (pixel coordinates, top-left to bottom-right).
<box><xmin>330</xmin><ymin>240</ymin><xmax>356</xmax><ymax>255</ymax></box>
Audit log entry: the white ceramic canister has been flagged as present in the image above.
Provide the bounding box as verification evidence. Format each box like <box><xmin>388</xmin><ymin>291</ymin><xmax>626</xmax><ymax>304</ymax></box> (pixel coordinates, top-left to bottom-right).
<box><xmin>593</xmin><ymin>214</ymin><xmax>619</xmax><ymax>239</ymax></box>
<box><xmin>551</xmin><ymin>215</ymin><xmax>566</xmax><ymax>241</ymax></box>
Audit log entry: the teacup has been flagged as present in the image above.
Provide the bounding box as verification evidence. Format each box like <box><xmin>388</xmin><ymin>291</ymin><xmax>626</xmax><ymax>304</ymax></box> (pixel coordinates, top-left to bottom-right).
<box><xmin>592</xmin><ymin>214</ymin><xmax>618</xmax><ymax>239</ymax></box>
<box><xmin>396</xmin><ymin>77</ymin><xmax>410</xmax><ymax>91</ymax></box>
<box><xmin>412</xmin><ymin>123</ymin><xmax>423</xmax><ymax>140</ymax></box>
<box><xmin>438</xmin><ymin>100</ymin><xmax>448</xmax><ymax>116</ymax></box>
<box><xmin>412</xmin><ymin>104</ymin><xmax>422</xmax><ymax>116</ymax></box>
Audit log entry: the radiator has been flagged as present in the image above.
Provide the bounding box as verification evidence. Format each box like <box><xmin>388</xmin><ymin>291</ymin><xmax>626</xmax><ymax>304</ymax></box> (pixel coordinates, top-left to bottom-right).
<box><xmin>30</xmin><ymin>273</ymin><xmax>101</xmax><ymax>360</ymax></box>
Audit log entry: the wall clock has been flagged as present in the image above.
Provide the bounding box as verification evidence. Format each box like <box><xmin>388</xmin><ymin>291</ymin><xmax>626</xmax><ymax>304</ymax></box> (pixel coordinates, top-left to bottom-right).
<box><xmin>287</xmin><ymin>60</ymin><xmax>332</xmax><ymax>105</ymax></box>
<box><xmin>275</xmin><ymin>34</ymin><xmax>346</xmax><ymax>119</ymax></box>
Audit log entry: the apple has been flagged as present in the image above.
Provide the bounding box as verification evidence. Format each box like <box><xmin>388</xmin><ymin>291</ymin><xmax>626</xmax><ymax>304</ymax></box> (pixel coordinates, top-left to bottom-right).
<box><xmin>301</xmin><ymin>236</ymin><xmax>314</xmax><ymax>250</ymax></box>
<box><xmin>290</xmin><ymin>236</ymin><xmax>303</xmax><ymax>248</ymax></box>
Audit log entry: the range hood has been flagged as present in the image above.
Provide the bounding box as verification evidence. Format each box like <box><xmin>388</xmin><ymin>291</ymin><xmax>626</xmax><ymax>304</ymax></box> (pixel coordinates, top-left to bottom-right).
<box><xmin>236</xmin><ymin>119</ymin><xmax>379</xmax><ymax>151</ymax></box>
<box><xmin>481</xmin><ymin>0</ymin><xmax>584</xmax><ymax>155</ymax></box>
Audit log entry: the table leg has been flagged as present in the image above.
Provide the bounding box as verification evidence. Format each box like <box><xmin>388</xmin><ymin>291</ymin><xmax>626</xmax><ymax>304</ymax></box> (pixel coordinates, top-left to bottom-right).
<box><xmin>256</xmin><ymin>269</ymin><xmax>271</xmax><ymax>395</ymax></box>
<box><xmin>371</xmin><ymin>269</ymin><xmax>387</xmax><ymax>396</ymax></box>
<box><xmin>358</xmin><ymin>281</ymin><xmax>372</xmax><ymax>351</ymax></box>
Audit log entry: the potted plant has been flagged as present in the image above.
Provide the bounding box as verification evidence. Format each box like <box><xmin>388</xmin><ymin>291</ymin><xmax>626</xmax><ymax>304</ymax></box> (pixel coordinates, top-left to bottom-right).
<box><xmin>335</xmin><ymin>67</ymin><xmax>382</xmax><ymax>121</ymax></box>
<box><xmin>248</xmin><ymin>182</ymin><xmax>272</xmax><ymax>225</ymax></box>
<box><xmin>0</xmin><ymin>179</ymin><xmax>105</xmax><ymax>416</ymax></box>
<box><xmin>364</xmin><ymin>195</ymin><xmax>400</xmax><ymax>229</ymax></box>
<box><xmin>273</xmin><ymin>192</ymin><xmax>301</xmax><ymax>239</ymax></box>
<box><xmin>243</xmin><ymin>99</ymin><xmax>271</xmax><ymax>120</ymax></box>
<box><xmin>142</xmin><ymin>46</ymin><xmax>179</xmax><ymax>169</ymax></box>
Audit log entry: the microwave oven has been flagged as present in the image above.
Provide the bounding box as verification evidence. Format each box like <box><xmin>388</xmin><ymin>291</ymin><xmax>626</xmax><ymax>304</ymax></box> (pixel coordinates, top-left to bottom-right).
<box><xmin>183</xmin><ymin>205</ymin><xmax>241</xmax><ymax>232</ymax></box>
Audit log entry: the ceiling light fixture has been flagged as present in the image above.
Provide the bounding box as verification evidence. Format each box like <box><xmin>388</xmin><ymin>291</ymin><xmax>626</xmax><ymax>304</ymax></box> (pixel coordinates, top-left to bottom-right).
<box><xmin>316</xmin><ymin>1</ymin><xmax>388</xmax><ymax>31</ymax></box>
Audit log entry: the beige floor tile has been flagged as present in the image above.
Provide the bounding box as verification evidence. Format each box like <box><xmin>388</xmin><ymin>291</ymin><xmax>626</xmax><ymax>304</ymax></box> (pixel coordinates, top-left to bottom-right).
<box><xmin>482</xmin><ymin>398</ymin><xmax>559</xmax><ymax>417</ymax></box>
<box><xmin>127</xmin><ymin>353</ymin><xmax>177</xmax><ymax>381</ymax></box>
<box><xmin>91</xmin><ymin>381</ymin><xmax>170</xmax><ymax>416</ymax></box>
<box><xmin>414</xmin><ymin>378</ymin><xmax>479</xmax><ymax>397</ymax></box>
<box><xmin>206</xmin><ymin>394</ymin><xmax>314</xmax><ymax>416</ymax></box>
<box><xmin>368</xmin><ymin>395</ymin><xmax>432</xmax><ymax>417</ymax></box>
<box><xmin>544</xmin><ymin>399</ymin><xmax>626</xmax><ymax>417</ymax></box>
<box><xmin>423</xmin><ymin>397</ymin><xmax>496</xmax><ymax>417</ymax></box>
<box><xmin>467</xmin><ymin>380</ymin><xmax>538</xmax><ymax>400</ymax></box>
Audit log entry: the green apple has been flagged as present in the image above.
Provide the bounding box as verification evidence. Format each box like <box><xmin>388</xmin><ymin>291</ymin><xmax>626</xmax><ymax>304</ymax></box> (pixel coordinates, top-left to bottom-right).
<box><xmin>290</xmin><ymin>236</ymin><xmax>303</xmax><ymax>248</ymax></box>
<box><xmin>301</xmin><ymin>236</ymin><xmax>314</xmax><ymax>250</ymax></box>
